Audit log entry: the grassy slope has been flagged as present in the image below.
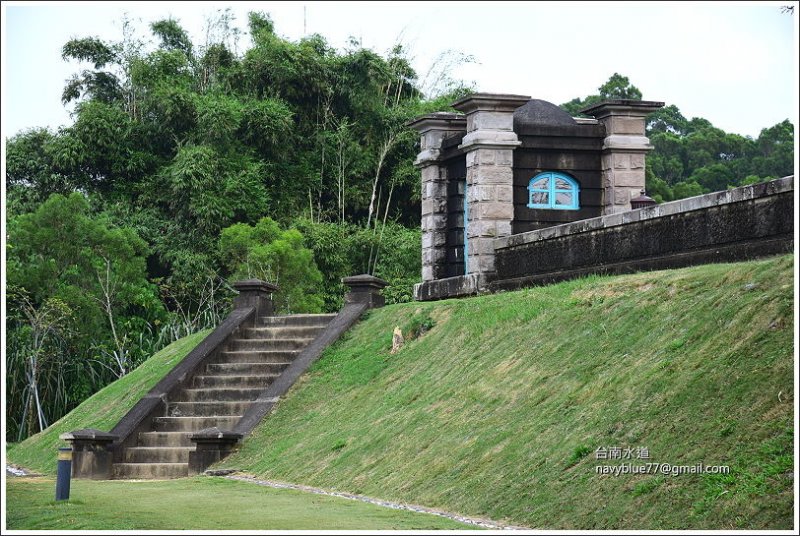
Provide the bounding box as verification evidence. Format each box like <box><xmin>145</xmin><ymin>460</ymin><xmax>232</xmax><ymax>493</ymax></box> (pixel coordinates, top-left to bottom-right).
<box><xmin>224</xmin><ymin>256</ymin><xmax>794</xmax><ymax>530</ymax></box>
<box><xmin>6</xmin><ymin>330</ymin><xmax>210</xmax><ymax>475</ymax></box>
<box><xmin>5</xmin><ymin>477</ymin><xmax>468</xmax><ymax>530</ymax></box>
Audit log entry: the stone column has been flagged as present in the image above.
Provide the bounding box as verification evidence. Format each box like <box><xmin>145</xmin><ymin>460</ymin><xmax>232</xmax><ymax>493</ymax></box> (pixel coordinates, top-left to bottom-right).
<box><xmin>188</xmin><ymin>427</ymin><xmax>242</xmax><ymax>476</ymax></box>
<box><xmin>407</xmin><ymin>113</ymin><xmax>467</xmax><ymax>282</ymax></box>
<box><xmin>232</xmin><ymin>279</ymin><xmax>279</xmax><ymax>320</ymax></box>
<box><xmin>581</xmin><ymin>100</ymin><xmax>664</xmax><ymax>214</ymax></box>
<box><xmin>59</xmin><ymin>429</ymin><xmax>118</xmax><ymax>479</ymax></box>
<box><xmin>342</xmin><ymin>274</ymin><xmax>389</xmax><ymax>309</ymax></box>
<box><xmin>452</xmin><ymin>93</ymin><xmax>530</xmax><ymax>276</ymax></box>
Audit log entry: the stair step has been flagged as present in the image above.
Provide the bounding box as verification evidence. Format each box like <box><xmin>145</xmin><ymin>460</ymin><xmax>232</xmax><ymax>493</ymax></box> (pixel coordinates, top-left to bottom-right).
<box><xmin>206</xmin><ymin>362</ymin><xmax>290</xmax><ymax>375</ymax></box>
<box><xmin>124</xmin><ymin>447</ymin><xmax>193</xmax><ymax>463</ymax></box>
<box><xmin>192</xmin><ymin>374</ymin><xmax>279</xmax><ymax>389</ymax></box>
<box><xmin>168</xmin><ymin>401</ymin><xmax>253</xmax><ymax>416</ymax></box>
<box><xmin>179</xmin><ymin>387</ymin><xmax>264</xmax><ymax>402</ymax></box>
<box><xmin>138</xmin><ymin>431</ymin><xmax>194</xmax><ymax>447</ymax></box>
<box><xmin>228</xmin><ymin>338</ymin><xmax>312</xmax><ymax>351</ymax></box>
<box><xmin>260</xmin><ymin>314</ymin><xmax>336</xmax><ymax>327</ymax></box>
<box><xmin>152</xmin><ymin>416</ymin><xmax>240</xmax><ymax>432</ymax></box>
<box><xmin>218</xmin><ymin>350</ymin><xmax>300</xmax><ymax>363</ymax></box>
<box><xmin>244</xmin><ymin>326</ymin><xmax>325</xmax><ymax>339</ymax></box>
<box><xmin>113</xmin><ymin>462</ymin><xmax>188</xmax><ymax>479</ymax></box>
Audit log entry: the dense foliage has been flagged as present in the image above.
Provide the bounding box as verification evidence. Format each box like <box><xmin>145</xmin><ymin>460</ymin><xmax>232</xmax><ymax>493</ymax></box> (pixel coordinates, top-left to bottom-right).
<box><xmin>5</xmin><ymin>12</ymin><xmax>453</xmax><ymax>440</ymax></box>
<box><xmin>560</xmin><ymin>73</ymin><xmax>794</xmax><ymax>202</ymax></box>
<box><xmin>5</xmin><ymin>13</ymin><xmax>792</xmax><ymax>440</ymax></box>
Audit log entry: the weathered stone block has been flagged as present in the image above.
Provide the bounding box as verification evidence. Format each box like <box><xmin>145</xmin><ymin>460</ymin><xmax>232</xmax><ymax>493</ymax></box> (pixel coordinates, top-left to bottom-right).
<box><xmin>612</xmin><ymin>170</ymin><xmax>645</xmax><ymax>187</ymax></box>
<box><xmin>422</xmin><ymin>180</ymin><xmax>447</xmax><ymax>199</ymax></box>
<box><xmin>496</xmin><ymin>149</ymin><xmax>514</xmax><ymax>166</ymax></box>
<box><xmin>420</xmin><ymin>166</ymin><xmax>443</xmax><ymax>183</ymax></box>
<box><xmin>610</xmin><ymin>116</ymin><xmax>646</xmax><ymax>136</ymax></box>
<box><xmin>496</xmin><ymin>220</ymin><xmax>513</xmax><ymax>237</ymax></box>
<box><xmin>477</xmin><ymin>202</ymin><xmax>514</xmax><ymax>220</ymax></box>
<box><xmin>422</xmin><ymin>231</ymin><xmax>447</xmax><ymax>249</ymax></box>
<box><xmin>468</xmin><ymin>237</ymin><xmax>497</xmax><ymax>255</ymax></box>
<box><xmin>467</xmin><ymin>220</ymin><xmax>496</xmax><ymax>238</ymax></box>
<box><xmin>614</xmin><ymin>188</ymin><xmax>631</xmax><ymax>206</ymax></box>
<box><xmin>497</xmin><ymin>185</ymin><xmax>514</xmax><ymax>203</ymax></box>
<box><xmin>476</xmin><ymin>148</ymin><xmax>497</xmax><ymax>164</ymax></box>
<box><xmin>469</xmin><ymin>185</ymin><xmax>498</xmax><ymax>202</ymax></box>
<box><xmin>478</xmin><ymin>254</ymin><xmax>497</xmax><ymax>274</ymax></box>
<box><xmin>613</xmin><ymin>153</ymin><xmax>630</xmax><ymax>169</ymax></box>
<box><xmin>470</xmin><ymin>165</ymin><xmax>514</xmax><ymax>185</ymax></box>
<box><xmin>471</xmin><ymin>111</ymin><xmax>516</xmax><ymax>132</ymax></box>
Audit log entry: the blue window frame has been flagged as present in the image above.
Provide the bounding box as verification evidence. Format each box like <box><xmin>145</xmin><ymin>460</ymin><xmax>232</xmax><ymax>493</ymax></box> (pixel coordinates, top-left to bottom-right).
<box><xmin>527</xmin><ymin>172</ymin><xmax>580</xmax><ymax>210</ymax></box>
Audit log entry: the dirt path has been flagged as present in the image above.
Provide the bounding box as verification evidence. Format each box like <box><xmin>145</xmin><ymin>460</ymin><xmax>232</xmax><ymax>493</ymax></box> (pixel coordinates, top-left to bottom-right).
<box><xmin>224</xmin><ymin>473</ymin><xmax>530</xmax><ymax>530</ymax></box>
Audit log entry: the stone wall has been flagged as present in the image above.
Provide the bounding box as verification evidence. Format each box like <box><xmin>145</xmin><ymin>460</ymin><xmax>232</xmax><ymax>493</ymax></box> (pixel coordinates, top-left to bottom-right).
<box><xmin>491</xmin><ymin>176</ymin><xmax>794</xmax><ymax>290</ymax></box>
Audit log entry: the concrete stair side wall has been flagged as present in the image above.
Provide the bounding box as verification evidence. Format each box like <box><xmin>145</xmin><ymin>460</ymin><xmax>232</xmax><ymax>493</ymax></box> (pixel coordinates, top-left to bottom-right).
<box><xmin>62</xmin><ymin>276</ymin><xmax>389</xmax><ymax>480</ymax></box>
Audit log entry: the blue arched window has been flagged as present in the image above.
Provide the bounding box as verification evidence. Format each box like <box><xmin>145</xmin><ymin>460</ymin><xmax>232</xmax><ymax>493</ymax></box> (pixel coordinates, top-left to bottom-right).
<box><xmin>527</xmin><ymin>172</ymin><xmax>580</xmax><ymax>210</ymax></box>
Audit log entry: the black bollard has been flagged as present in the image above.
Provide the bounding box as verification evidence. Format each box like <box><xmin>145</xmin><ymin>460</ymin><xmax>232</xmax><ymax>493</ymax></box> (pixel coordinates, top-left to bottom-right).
<box><xmin>55</xmin><ymin>447</ymin><xmax>72</xmax><ymax>501</ymax></box>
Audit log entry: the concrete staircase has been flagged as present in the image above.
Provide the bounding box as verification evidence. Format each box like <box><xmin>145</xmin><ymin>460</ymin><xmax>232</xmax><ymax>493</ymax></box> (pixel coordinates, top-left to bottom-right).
<box><xmin>112</xmin><ymin>314</ymin><xmax>336</xmax><ymax>479</ymax></box>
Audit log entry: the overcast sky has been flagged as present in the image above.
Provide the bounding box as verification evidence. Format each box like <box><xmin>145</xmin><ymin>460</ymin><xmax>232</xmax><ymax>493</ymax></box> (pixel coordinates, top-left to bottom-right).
<box><xmin>2</xmin><ymin>1</ymin><xmax>798</xmax><ymax>139</ymax></box>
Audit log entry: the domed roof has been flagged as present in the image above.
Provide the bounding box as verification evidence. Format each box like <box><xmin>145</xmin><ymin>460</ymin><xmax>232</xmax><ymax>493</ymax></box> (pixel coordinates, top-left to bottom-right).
<box><xmin>513</xmin><ymin>99</ymin><xmax>577</xmax><ymax>128</ymax></box>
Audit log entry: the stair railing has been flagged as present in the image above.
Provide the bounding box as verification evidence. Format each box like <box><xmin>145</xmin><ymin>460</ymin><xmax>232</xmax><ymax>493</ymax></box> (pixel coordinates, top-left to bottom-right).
<box><xmin>59</xmin><ymin>280</ymin><xmax>279</xmax><ymax>479</ymax></box>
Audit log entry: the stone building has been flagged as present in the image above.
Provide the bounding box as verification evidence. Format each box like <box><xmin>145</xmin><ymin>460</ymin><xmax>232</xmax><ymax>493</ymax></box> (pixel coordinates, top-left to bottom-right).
<box><xmin>408</xmin><ymin>93</ymin><xmax>665</xmax><ymax>300</ymax></box>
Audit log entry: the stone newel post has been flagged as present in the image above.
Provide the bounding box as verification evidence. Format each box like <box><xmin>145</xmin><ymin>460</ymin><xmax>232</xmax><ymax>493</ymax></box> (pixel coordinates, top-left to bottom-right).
<box><xmin>232</xmin><ymin>279</ymin><xmax>279</xmax><ymax>320</ymax></box>
<box><xmin>342</xmin><ymin>274</ymin><xmax>389</xmax><ymax>309</ymax></box>
<box><xmin>581</xmin><ymin>99</ymin><xmax>664</xmax><ymax>214</ymax></box>
<box><xmin>407</xmin><ymin>113</ymin><xmax>467</xmax><ymax>282</ymax></box>
<box><xmin>188</xmin><ymin>428</ymin><xmax>242</xmax><ymax>476</ymax></box>
<box><xmin>59</xmin><ymin>429</ymin><xmax>118</xmax><ymax>479</ymax></box>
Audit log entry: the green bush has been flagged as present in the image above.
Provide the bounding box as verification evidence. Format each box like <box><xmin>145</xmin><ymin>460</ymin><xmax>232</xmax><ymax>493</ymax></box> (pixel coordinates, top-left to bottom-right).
<box><xmin>219</xmin><ymin>217</ymin><xmax>324</xmax><ymax>314</ymax></box>
<box><xmin>292</xmin><ymin>218</ymin><xmax>421</xmax><ymax>310</ymax></box>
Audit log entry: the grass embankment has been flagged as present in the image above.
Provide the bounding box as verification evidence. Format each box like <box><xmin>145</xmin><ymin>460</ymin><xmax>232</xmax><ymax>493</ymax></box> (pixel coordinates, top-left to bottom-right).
<box><xmin>6</xmin><ymin>330</ymin><xmax>210</xmax><ymax>474</ymax></box>
<box><xmin>6</xmin><ymin>477</ymin><xmax>468</xmax><ymax>530</ymax></box>
<box><xmin>223</xmin><ymin>256</ymin><xmax>794</xmax><ymax>530</ymax></box>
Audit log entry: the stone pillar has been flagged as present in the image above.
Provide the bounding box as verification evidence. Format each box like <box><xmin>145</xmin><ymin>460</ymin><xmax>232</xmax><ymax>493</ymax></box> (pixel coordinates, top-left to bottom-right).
<box><xmin>188</xmin><ymin>428</ymin><xmax>242</xmax><ymax>476</ymax></box>
<box><xmin>581</xmin><ymin>100</ymin><xmax>664</xmax><ymax>214</ymax></box>
<box><xmin>232</xmin><ymin>279</ymin><xmax>279</xmax><ymax>319</ymax></box>
<box><xmin>407</xmin><ymin>113</ymin><xmax>467</xmax><ymax>282</ymax></box>
<box><xmin>452</xmin><ymin>93</ymin><xmax>530</xmax><ymax>276</ymax></box>
<box><xmin>342</xmin><ymin>274</ymin><xmax>389</xmax><ymax>309</ymax></box>
<box><xmin>59</xmin><ymin>429</ymin><xmax>118</xmax><ymax>479</ymax></box>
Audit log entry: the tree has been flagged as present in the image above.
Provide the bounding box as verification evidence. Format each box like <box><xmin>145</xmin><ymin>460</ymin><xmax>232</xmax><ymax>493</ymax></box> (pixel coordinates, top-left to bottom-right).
<box><xmin>7</xmin><ymin>193</ymin><xmax>163</xmax><ymax>377</ymax></box>
<box><xmin>219</xmin><ymin>218</ymin><xmax>324</xmax><ymax>314</ymax></box>
<box><xmin>559</xmin><ymin>79</ymin><xmax>794</xmax><ymax>200</ymax></box>
<box><xmin>647</xmin><ymin>104</ymin><xmax>687</xmax><ymax>135</ymax></box>
<box><xmin>560</xmin><ymin>73</ymin><xmax>642</xmax><ymax>117</ymax></box>
<box><xmin>7</xmin><ymin>289</ymin><xmax>73</xmax><ymax>439</ymax></box>
<box><xmin>598</xmin><ymin>72</ymin><xmax>642</xmax><ymax>100</ymax></box>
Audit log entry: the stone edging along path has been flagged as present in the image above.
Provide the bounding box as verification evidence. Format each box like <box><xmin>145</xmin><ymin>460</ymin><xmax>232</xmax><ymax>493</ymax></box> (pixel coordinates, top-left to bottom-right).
<box><xmin>223</xmin><ymin>473</ymin><xmax>530</xmax><ymax>530</ymax></box>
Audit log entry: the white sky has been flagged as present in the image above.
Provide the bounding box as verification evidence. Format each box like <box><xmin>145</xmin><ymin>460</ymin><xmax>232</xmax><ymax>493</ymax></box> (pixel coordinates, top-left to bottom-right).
<box><xmin>1</xmin><ymin>1</ymin><xmax>798</xmax><ymax>139</ymax></box>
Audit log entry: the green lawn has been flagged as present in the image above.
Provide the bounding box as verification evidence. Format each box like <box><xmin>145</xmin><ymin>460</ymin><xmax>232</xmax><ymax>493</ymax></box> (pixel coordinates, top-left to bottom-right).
<box><xmin>7</xmin><ymin>256</ymin><xmax>794</xmax><ymax>530</ymax></box>
<box><xmin>6</xmin><ymin>330</ymin><xmax>210</xmax><ymax>475</ymax></box>
<box><xmin>222</xmin><ymin>255</ymin><xmax>794</xmax><ymax>530</ymax></box>
<box><xmin>5</xmin><ymin>476</ymin><xmax>471</xmax><ymax>530</ymax></box>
